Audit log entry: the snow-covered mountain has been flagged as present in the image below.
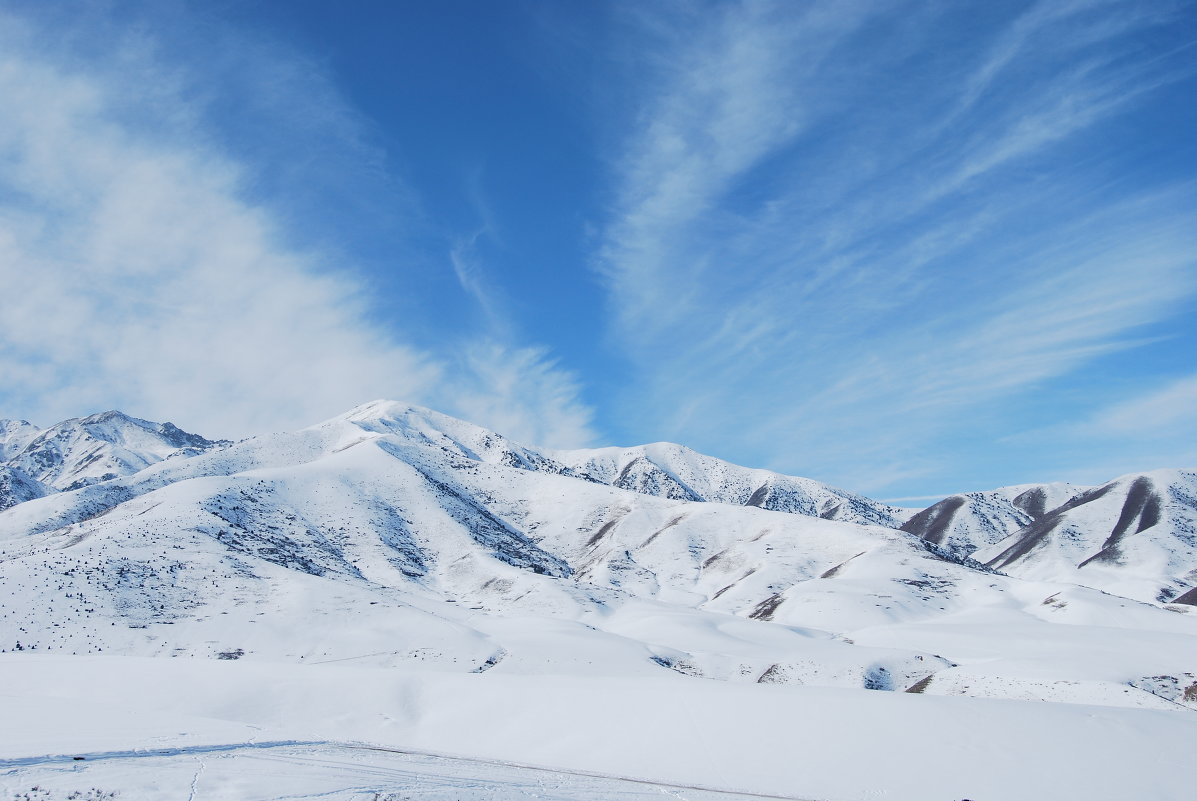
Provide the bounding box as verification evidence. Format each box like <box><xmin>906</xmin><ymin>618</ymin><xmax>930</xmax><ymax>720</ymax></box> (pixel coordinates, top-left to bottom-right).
<box><xmin>0</xmin><ymin>411</ymin><xmax>224</xmax><ymax>512</ymax></box>
<box><xmin>974</xmin><ymin>469</ymin><xmax>1197</xmax><ymax>604</ymax></box>
<box><xmin>901</xmin><ymin>482</ymin><xmax>1085</xmax><ymax>559</ymax></box>
<box><xmin>2</xmin><ymin>400</ymin><xmax>1196</xmax><ymax>718</ymax></box>
<box><xmin>897</xmin><ymin>471</ymin><xmax>1197</xmax><ymax>606</ymax></box>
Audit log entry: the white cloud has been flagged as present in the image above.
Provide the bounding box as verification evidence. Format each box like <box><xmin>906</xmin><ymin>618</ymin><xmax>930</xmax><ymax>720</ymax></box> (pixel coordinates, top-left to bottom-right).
<box><xmin>0</xmin><ymin>8</ymin><xmax>596</xmax><ymax>447</ymax></box>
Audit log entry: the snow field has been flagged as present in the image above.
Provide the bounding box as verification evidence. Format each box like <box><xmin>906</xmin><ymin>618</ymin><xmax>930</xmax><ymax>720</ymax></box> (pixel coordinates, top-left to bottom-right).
<box><xmin>3</xmin><ymin>654</ymin><xmax>1197</xmax><ymax>801</ymax></box>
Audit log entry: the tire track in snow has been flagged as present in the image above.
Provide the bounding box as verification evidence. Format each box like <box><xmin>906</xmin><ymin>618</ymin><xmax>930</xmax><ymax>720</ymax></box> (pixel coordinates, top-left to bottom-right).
<box><xmin>0</xmin><ymin>739</ymin><xmax>322</xmax><ymax>769</ymax></box>
<box><xmin>2</xmin><ymin>740</ymin><xmax>823</xmax><ymax>800</ymax></box>
<box><xmin>343</xmin><ymin>741</ymin><xmax>821</xmax><ymax>800</ymax></box>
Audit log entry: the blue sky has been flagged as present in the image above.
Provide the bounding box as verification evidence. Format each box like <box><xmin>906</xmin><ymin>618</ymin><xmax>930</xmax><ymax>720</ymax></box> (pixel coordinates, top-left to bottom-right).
<box><xmin>0</xmin><ymin>0</ymin><xmax>1195</xmax><ymax>500</ymax></box>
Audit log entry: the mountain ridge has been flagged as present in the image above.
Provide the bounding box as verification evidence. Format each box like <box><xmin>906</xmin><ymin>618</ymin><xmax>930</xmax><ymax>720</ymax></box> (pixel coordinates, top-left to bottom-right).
<box><xmin>4</xmin><ymin>400</ymin><xmax>1196</xmax><ymax>608</ymax></box>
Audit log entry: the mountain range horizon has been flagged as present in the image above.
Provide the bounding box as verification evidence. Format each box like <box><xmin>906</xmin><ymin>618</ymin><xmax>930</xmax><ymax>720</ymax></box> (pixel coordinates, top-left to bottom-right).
<box><xmin>4</xmin><ymin>396</ymin><xmax>1197</xmax><ymax>800</ymax></box>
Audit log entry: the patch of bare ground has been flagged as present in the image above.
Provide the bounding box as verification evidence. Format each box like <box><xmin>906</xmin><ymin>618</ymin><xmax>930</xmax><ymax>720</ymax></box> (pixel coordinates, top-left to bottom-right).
<box><xmin>749</xmin><ymin>593</ymin><xmax>784</xmax><ymax>621</ymax></box>
<box><xmin>905</xmin><ymin>675</ymin><xmax>935</xmax><ymax>694</ymax></box>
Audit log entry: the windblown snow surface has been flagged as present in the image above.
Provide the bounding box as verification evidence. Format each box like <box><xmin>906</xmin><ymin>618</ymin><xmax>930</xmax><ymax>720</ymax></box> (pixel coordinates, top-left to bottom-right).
<box><xmin>2</xmin><ymin>401</ymin><xmax>1196</xmax><ymax>801</ymax></box>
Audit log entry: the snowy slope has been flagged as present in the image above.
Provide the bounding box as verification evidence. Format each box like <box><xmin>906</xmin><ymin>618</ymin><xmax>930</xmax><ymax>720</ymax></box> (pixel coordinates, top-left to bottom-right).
<box><xmin>0</xmin><ymin>421</ymin><xmax>47</xmax><ymax>511</ymax></box>
<box><xmin>975</xmin><ymin>469</ymin><xmax>1197</xmax><ymax>604</ymax></box>
<box><xmin>551</xmin><ymin>441</ymin><xmax>909</xmax><ymax>527</ymax></box>
<box><xmin>901</xmin><ymin>482</ymin><xmax>1085</xmax><ymax>558</ymax></box>
<box><xmin>0</xmin><ymin>466</ymin><xmax>48</xmax><ymax>512</ymax></box>
<box><xmin>0</xmin><ymin>419</ymin><xmax>40</xmax><ymax>460</ymax></box>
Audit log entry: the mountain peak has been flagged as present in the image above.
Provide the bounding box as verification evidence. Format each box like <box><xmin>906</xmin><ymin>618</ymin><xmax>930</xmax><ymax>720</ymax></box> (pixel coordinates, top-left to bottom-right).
<box><xmin>322</xmin><ymin>399</ymin><xmax>455</xmax><ymax>432</ymax></box>
<box><xmin>78</xmin><ymin>409</ymin><xmax>135</xmax><ymax>424</ymax></box>
<box><xmin>342</xmin><ymin>398</ymin><xmax>425</xmax><ymax>419</ymax></box>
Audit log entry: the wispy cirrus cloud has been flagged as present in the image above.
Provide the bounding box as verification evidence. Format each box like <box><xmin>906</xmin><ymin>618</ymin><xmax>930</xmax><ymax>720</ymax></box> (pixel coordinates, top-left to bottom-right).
<box><xmin>595</xmin><ymin>0</ymin><xmax>1197</xmax><ymax>493</ymax></box>
<box><xmin>448</xmin><ymin>341</ymin><xmax>595</xmax><ymax>449</ymax></box>
<box><xmin>0</xmin><ymin>6</ymin><xmax>595</xmax><ymax>447</ymax></box>
<box><xmin>597</xmin><ymin>1</ymin><xmax>872</xmax><ymax>334</ymax></box>
<box><xmin>1089</xmin><ymin>374</ymin><xmax>1197</xmax><ymax>437</ymax></box>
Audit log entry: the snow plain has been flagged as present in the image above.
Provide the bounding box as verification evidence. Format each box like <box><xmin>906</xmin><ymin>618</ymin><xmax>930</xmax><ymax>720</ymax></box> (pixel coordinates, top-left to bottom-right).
<box><xmin>5</xmin><ymin>655</ymin><xmax>1197</xmax><ymax>801</ymax></box>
